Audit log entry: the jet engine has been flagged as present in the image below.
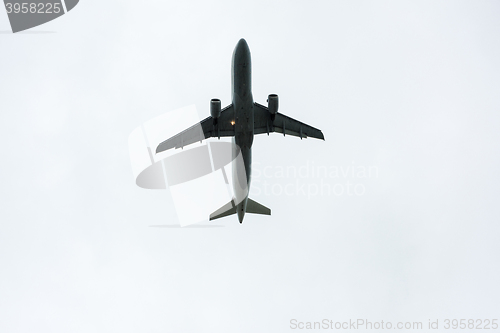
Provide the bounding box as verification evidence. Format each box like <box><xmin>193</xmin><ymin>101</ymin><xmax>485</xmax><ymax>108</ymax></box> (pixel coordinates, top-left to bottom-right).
<box><xmin>211</xmin><ymin>99</ymin><xmax>221</xmax><ymax>123</ymax></box>
<box><xmin>267</xmin><ymin>94</ymin><xmax>279</xmax><ymax>115</ymax></box>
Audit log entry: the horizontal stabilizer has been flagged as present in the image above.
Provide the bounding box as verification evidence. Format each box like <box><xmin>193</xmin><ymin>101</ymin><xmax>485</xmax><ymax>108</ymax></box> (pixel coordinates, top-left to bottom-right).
<box><xmin>246</xmin><ymin>198</ymin><xmax>271</xmax><ymax>215</ymax></box>
<box><xmin>209</xmin><ymin>199</ymin><xmax>237</xmax><ymax>221</ymax></box>
<box><xmin>209</xmin><ymin>198</ymin><xmax>271</xmax><ymax>221</ymax></box>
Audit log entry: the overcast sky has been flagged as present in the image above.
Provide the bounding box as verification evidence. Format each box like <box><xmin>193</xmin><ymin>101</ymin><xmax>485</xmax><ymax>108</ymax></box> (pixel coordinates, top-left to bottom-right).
<box><xmin>1</xmin><ymin>1</ymin><xmax>499</xmax><ymax>332</ymax></box>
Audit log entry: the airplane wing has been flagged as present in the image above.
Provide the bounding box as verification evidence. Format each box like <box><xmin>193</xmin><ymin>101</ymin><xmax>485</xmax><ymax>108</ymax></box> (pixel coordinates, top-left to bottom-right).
<box><xmin>253</xmin><ymin>103</ymin><xmax>325</xmax><ymax>140</ymax></box>
<box><xmin>156</xmin><ymin>104</ymin><xmax>235</xmax><ymax>154</ymax></box>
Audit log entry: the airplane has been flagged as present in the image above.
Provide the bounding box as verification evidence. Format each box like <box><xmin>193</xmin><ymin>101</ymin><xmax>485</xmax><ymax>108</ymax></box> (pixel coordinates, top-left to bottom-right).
<box><xmin>156</xmin><ymin>38</ymin><xmax>325</xmax><ymax>223</ymax></box>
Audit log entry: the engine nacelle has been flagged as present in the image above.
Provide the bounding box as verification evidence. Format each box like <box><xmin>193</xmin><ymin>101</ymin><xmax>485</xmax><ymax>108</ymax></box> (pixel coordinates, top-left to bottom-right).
<box><xmin>267</xmin><ymin>94</ymin><xmax>279</xmax><ymax>115</ymax></box>
<box><xmin>210</xmin><ymin>99</ymin><xmax>221</xmax><ymax>120</ymax></box>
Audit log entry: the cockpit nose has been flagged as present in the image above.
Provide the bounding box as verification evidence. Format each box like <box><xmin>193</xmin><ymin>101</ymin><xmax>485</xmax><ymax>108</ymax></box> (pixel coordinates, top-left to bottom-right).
<box><xmin>235</xmin><ymin>38</ymin><xmax>249</xmax><ymax>54</ymax></box>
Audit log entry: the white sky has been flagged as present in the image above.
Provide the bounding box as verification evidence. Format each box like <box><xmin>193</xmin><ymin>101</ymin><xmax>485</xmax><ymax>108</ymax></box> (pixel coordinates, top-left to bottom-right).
<box><xmin>0</xmin><ymin>1</ymin><xmax>499</xmax><ymax>332</ymax></box>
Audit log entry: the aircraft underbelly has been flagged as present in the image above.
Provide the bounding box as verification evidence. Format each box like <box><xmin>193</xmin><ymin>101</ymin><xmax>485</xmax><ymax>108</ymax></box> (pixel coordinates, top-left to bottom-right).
<box><xmin>232</xmin><ymin>93</ymin><xmax>253</xmax><ymax>211</ymax></box>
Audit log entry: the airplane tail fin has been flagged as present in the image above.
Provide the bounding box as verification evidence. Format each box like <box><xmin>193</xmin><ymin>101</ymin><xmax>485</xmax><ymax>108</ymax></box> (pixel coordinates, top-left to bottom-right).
<box><xmin>209</xmin><ymin>198</ymin><xmax>271</xmax><ymax>221</ymax></box>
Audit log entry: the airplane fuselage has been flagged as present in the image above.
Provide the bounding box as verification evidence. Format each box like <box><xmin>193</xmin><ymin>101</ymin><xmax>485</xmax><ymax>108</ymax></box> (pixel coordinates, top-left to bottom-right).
<box><xmin>231</xmin><ymin>39</ymin><xmax>254</xmax><ymax>223</ymax></box>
